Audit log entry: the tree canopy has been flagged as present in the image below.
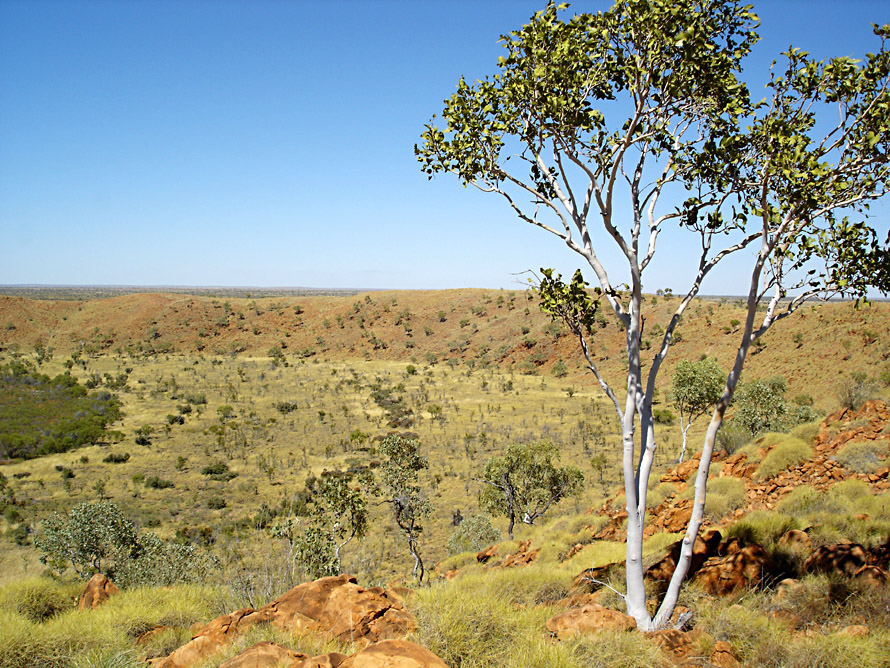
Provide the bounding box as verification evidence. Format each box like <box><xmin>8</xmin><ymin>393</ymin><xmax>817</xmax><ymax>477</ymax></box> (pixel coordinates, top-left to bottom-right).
<box><xmin>418</xmin><ymin>0</ymin><xmax>890</xmax><ymax>630</ymax></box>
<box><xmin>477</xmin><ymin>441</ymin><xmax>584</xmax><ymax>539</ymax></box>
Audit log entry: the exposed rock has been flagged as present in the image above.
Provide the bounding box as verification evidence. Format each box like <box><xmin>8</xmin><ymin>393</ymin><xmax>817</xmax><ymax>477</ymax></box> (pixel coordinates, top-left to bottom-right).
<box><xmin>156</xmin><ymin>575</ymin><xmax>417</xmax><ymax>668</ymax></box>
<box><xmin>500</xmin><ymin>540</ymin><xmax>539</xmax><ymax>568</ymax></box>
<box><xmin>645</xmin><ymin>529</ymin><xmax>722</xmax><ymax>589</ymax></box>
<box><xmin>853</xmin><ymin>564</ymin><xmax>890</xmax><ymax>586</ymax></box>
<box><xmin>709</xmin><ymin>640</ymin><xmax>741</xmax><ymax>668</ymax></box>
<box><xmin>643</xmin><ymin>628</ymin><xmax>700</xmax><ymax>660</ymax></box>
<box><xmin>77</xmin><ymin>573</ymin><xmax>120</xmax><ymax>610</ymax></box>
<box><xmin>546</xmin><ymin>603</ymin><xmax>636</xmax><ymax>638</ymax></box>
<box><xmin>804</xmin><ymin>543</ymin><xmax>869</xmax><ymax>577</ymax></box>
<box><xmin>563</xmin><ymin>543</ymin><xmax>584</xmax><ymax>561</ymax></box>
<box><xmin>572</xmin><ymin>562</ymin><xmax>622</xmax><ymax>591</ymax></box>
<box><xmin>692</xmin><ymin>544</ymin><xmax>770</xmax><ymax>596</ymax></box>
<box><xmin>217</xmin><ymin>642</ymin><xmax>344</xmax><ymax>668</ymax></box>
<box><xmin>836</xmin><ymin>624</ymin><xmax>870</xmax><ymax>638</ymax></box>
<box><xmin>777</xmin><ymin>529</ymin><xmax>812</xmax><ymax>551</ymax></box>
<box><xmin>771</xmin><ymin>578</ymin><xmax>803</xmax><ymax>606</ymax></box>
<box><xmin>475</xmin><ymin>544</ymin><xmax>498</xmax><ymax>564</ymax></box>
<box><xmin>338</xmin><ymin>640</ymin><xmax>448</xmax><ymax>668</ymax></box>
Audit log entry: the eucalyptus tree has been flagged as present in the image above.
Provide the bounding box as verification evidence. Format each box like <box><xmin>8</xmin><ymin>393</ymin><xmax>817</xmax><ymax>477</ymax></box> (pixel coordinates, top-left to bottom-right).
<box><xmin>671</xmin><ymin>357</ymin><xmax>725</xmax><ymax>463</ymax></box>
<box><xmin>477</xmin><ymin>440</ymin><xmax>584</xmax><ymax>539</ymax></box>
<box><xmin>378</xmin><ymin>434</ymin><xmax>432</xmax><ymax>583</ymax></box>
<box><xmin>417</xmin><ymin>0</ymin><xmax>889</xmax><ymax>630</ymax></box>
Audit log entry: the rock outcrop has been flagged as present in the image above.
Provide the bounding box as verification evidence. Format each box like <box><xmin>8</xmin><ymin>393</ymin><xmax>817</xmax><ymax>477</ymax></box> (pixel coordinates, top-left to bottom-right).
<box><xmin>156</xmin><ymin>575</ymin><xmax>418</xmax><ymax>668</ymax></box>
<box><xmin>546</xmin><ymin>603</ymin><xmax>636</xmax><ymax>638</ymax></box>
<box><xmin>77</xmin><ymin>573</ymin><xmax>120</xmax><ymax>610</ymax></box>
<box><xmin>692</xmin><ymin>544</ymin><xmax>771</xmax><ymax>596</ymax></box>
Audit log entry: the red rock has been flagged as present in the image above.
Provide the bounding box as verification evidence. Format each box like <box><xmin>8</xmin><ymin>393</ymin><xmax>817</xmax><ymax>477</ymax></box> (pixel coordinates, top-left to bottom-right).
<box><xmin>217</xmin><ymin>642</ymin><xmax>323</xmax><ymax>668</ymax></box>
<box><xmin>338</xmin><ymin>640</ymin><xmax>448</xmax><ymax>668</ymax></box>
<box><xmin>475</xmin><ymin>545</ymin><xmax>498</xmax><ymax>564</ymax></box>
<box><xmin>777</xmin><ymin>529</ymin><xmax>812</xmax><ymax>551</ymax></box>
<box><xmin>546</xmin><ymin>603</ymin><xmax>636</xmax><ymax>638</ymax></box>
<box><xmin>645</xmin><ymin>530</ymin><xmax>722</xmax><ymax>589</ymax></box>
<box><xmin>500</xmin><ymin>540</ymin><xmax>539</xmax><ymax>568</ymax></box>
<box><xmin>709</xmin><ymin>640</ymin><xmax>741</xmax><ymax>668</ymax></box>
<box><xmin>156</xmin><ymin>575</ymin><xmax>417</xmax><ymax>668</ymax></box>
<box><xmin>693</xmin><ymin>545</ymin><xmax>770</xmax><ymax>596</ymax></box>
<box><xmin>853</xmin><ymin>565</ymin><xmax>889</xmax><ymax>586</ymax></box>
<box><xmin>643</xmin><ymin>629</ymin><xmax>697</xmax><ymax>659</ymax></box>
<box><xmin>804</xmin><ymin>543</ymin><xmax>869</xmax><ymax>577</ymax></box>
<box><xmin>77</xmin><ymin>573</ymin><xmax>120</xmax><ymax>610</ymax></box>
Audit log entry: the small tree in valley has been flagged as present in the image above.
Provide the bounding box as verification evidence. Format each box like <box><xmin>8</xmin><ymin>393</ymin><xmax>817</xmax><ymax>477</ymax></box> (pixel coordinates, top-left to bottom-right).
<box><xmin>418</xmin><ymin>0</ymin><xmax>890</xmax><ymax>629</ymax></box>
<box><xmin>671</xmin><ymin>358</ymin><xmax>725</xmax><ymax>462</ymax></box>
<box><xmin>477</xmin><ymin>441</ymin><xmax>584</xmax><ymax>539</ymax></box>
<box><xmin>378</xmin><ymin>434</ymin><xmax>431</xmax><ymax>583</ymax></box>
<box><xmin>271</xmin><ymin>473</ymin><xmax>368</xmax><ymax>580</ymax></box>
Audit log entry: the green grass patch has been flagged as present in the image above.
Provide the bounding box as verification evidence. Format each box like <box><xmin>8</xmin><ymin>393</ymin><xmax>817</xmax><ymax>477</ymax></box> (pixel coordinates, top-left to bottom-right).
<box><xmin>754</xmin><ymin>436</ymin><xmax>812</xmax><ymax>480</ymax></box>
<box><xmin>835</xmin><ymin>441</ymin><xmax>889</xmax><ymax>474</ymax></box>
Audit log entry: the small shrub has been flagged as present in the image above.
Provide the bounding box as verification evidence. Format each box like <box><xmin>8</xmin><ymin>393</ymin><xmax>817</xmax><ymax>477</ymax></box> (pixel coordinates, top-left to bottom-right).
<box><xmin>652</xmin><ymin>409</ymin><xmax>675</xmax><ymax>425</ymax></box>
<box><xmin>144</xmin><ymin>476</ymin><xmax>174</xmax><ymax>490</ymax></box>
<box><xmin>201</xmin><ymin>462</ymin><xmax>237</xmax><ymax>482</ymax></box>
<box><xmin>725</xmin><ymin>510</ymin><xmax>800</xmax><ymax>551</ymax></box>
<box><xmin>835</xmin><ymin>441</ymin><xmax>889</xmax><ymax>474</ymax></box>
<box><xmin>646</xmin><ymin>482</ymin><xmax>675</xmax><ymax>509</ymax></box>
<box><xmin>448</xmin><ymin>514</ymin><xmax>500</xmax><ymax>555</ymax></box>
<box><xmin>0</xmin><ymin>577</ymin><xmax>75</xmax><ymax>623</ymax></box>
<box><xmin>754</xmin><ymin>436</ymin><xmax>812</xmax><ymax>480</ymax></box>
<box><xmin>207</xmin><ymin>497</ymin><xmax>227</xmax><ymax>510</ymax></box>
<box><xmin>837</xmin><ymin>372</ymin><xmax>878</xmax><ymax>411</ymax></box>
<box><xmin>102</xmin><ymin>452</ymin><xmax>130</xmax><ymax>464</ymax></box>
<box><xmin>716</xmin><ymin>422</ymin><xmax>751</xmax><ymax>455</ymax></box>
<box><xmin>703</xmin><ymin>476</ymin><xmax>746</xmax><ymax>521</ymax></box>
<box><xmin>789</xmin><ymin>420</ymin><xmax>820</xmax><ymax>445</ymax></box>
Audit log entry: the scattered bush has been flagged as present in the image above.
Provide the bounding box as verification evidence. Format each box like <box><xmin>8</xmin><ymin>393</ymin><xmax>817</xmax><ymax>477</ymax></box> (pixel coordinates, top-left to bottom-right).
<box><xmin>144</xmin><ymin>476</ymin><xmax>174</xmax><ymax>490</ymax></box>
<box><xmin>448</xmin><ymin>513</ymin><xmax>500</xmax><ymax>555</ymax></box>
<box><xmin>201</xmin><ymin>462</ymin><xmax>237</xmax><ymax>482</ymax></box>
<box><xmin>703</xmin><ymin>476</ymin><xmax>746</xmax><ymax>521</ymax></box>
<box><xmin>716</xmin><ymin>423</ymin><xmax>751</xmax><ymax>455</ymax></box>
<box><xmin>102</xmin><ymin>452</ymin><xmax>130</xmax><ymax>464</ymax></box>
<box><xmin>754</xmin><ymin>436</ymin><xmax>812</xmax><ymax>480</ymax></box>
<box><xmin>835</xmin><ymin>441</ymin><xmax>889</xmax><ymax>474</ymax></box>
<box><xmin>207</xmin><ymin>497</ymin><xmax>227</xmax><ymax>510</ymax></box>
<box><xmin>837</xmin><ymin>372</ymin><xmax>878</xmax><ymax>411</ymax></box>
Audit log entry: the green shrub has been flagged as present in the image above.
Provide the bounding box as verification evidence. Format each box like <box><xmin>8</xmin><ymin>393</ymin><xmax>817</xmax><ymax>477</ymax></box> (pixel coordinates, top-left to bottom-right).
<box><xmin>646</xmin><ymin>482</ymin><xmax>675</xmax><ymax>510</ymax></box>
<box><xmin>716</xmin><ymin>422</ymin><xmax>751</xmax><ymax>455</ymax></box>
<box><xmin>102</xmin><ymin>452</ymin><xmax>130</xmax><ymax>464</ymax></box>
<box><xmin>754</xmin><ymin>436</ymin><xmax>812</xmax><ymax>480</ymax></box>
<box><xmin>724</xmin><ymin>510</ymin><xmax>801</xmax><ymax>551</ymax></box>
<box><xmin>789</xmin><ymin>420</ymin><xmax>821</xmax><ymax>445</ymax></box>
<box><xmin>0</xmin><ymin>578</ymin><xmax>76</xmax><ymax>623</ymax></box>
<box><xmin>448</xmin><ymin>514</ymin><xmax>500</xmax><ymax>555</ymax></box>
<box><xmin>143</xmin><ymin>476</ymin><xmax>174</xmax><ymax>490</ymax></box>
<box><xmin>207</xmin><ymin>497</ymin><xmax>227</xmax><ymax>510</ymax></box>
<box><xmin>703</xmin><ymin>476</ymin><xmax>746</xmax><ymax>521</ymax></box>
<box><xmin>835</xmin><ymin>441</ymin><xmax>889</xmax><ymax>474</ymax></box>
<box><xmin>837</xmin><ymin>372</ymin><xmax>878</xmax><ymax>411</ymax></box>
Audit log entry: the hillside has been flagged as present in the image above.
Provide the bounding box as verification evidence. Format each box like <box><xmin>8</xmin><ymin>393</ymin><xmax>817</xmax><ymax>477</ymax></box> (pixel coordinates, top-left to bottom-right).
<box><xmin>2</xmin><ymin>290</ymin><xmax>889</xmax><ymax>413</ymax></box>
<box><xmin>1</xmin><ymin>291</ymin><xmax>890</xmax><ymax>667</ymax></box>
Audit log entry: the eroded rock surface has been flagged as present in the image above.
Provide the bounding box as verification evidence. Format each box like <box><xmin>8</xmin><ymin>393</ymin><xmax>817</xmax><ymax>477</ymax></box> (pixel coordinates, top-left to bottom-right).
<box><xmin>156</xmin><ymin>575</ymin><xmax>417</xmax><ymax>668</ymax></box>
<box><xmin>546</xmin><ymin>603</ymin><xmax>636</xmax><ymax>638</ymax></box>
<box><xmin>77</xmin><ymin>573</ymin><xmax>120</xmax><ymax>610</ymax></box>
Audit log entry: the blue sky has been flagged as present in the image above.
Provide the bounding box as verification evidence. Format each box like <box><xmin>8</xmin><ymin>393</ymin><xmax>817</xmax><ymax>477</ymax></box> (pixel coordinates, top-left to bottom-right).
<box><xmin>1</xmin><ymin>0</ymin><xmax>887</xmax><ymax>292</ymax></box>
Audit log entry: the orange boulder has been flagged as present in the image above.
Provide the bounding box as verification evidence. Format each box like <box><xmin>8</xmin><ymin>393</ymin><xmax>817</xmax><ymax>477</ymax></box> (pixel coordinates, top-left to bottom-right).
<box><xmin>338</xmin><ymin>640</ymin><xmax>448</xmax><ymax>668</ymax></box>
<box><xmin>546</xmin><ymin>603</ymin><xmax>636</xmax><ymax>638</ymax></box>
<box><xmin>77</xmin><ymin>573</ymin><xmax>120</xmax><ymax>610</ymax></box>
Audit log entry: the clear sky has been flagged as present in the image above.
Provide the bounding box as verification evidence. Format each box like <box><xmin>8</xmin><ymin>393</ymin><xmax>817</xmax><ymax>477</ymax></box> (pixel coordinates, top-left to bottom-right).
<box><xmin>1</xmin><ymin>0</ymin><xmax>887</xmax><ymax>292</ymax></box>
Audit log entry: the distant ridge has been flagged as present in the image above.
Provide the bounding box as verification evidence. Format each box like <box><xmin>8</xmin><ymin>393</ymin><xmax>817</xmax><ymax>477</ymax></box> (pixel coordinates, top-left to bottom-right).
<box><xmin>0</xmin><ymin>285</ymin><xmax>381</xmax><ymax>300</ymax></box>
